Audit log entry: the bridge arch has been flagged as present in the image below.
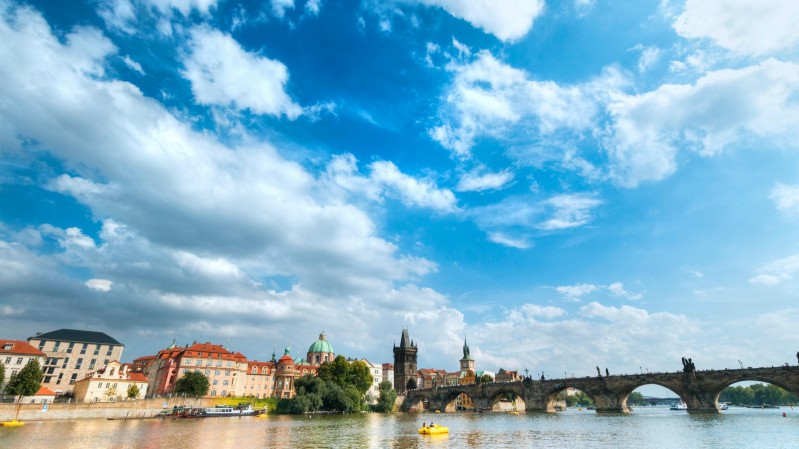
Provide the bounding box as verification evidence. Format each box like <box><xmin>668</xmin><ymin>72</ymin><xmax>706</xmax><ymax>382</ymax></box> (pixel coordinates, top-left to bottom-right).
<box><xmin>486</xmin><ymin>388</ymin><xmax>526</xmax><ymax>412</ymax></box>
<box><xmin>439</xmin><ymin>388</ymin><xmax>474</xmax><ymax>412</ymax></box>
<box><xmin>711</xmin><ymin>374</ymin><xmax>799</xmax><ymax>406</ymax></box>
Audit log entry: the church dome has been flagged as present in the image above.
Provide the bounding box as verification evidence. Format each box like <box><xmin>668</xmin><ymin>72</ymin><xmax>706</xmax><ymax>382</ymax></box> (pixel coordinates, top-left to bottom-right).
<box><xmin>308</xmin><ymin>333</ymin><xmax>334</xmax><ymax>354</ymax></box>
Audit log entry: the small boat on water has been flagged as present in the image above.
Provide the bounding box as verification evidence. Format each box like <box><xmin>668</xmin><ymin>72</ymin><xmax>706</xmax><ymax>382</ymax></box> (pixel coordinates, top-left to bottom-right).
<box><xmin>418</xmin><ymin>424</ymin><xmax>449</xmax><ymax>435</ymax></box>
<box><xmin>670</xmin><ymin>402</ymin><xmax>687</xmax><ymax>411</ymax></box>
<box><xmin>184</xmin><ymin>404</ymin><xmax>259</xmax><ymax>418</ymax></box>
<box><xmin>718</xmin><ymin>403</ymin><xmax>728</xmax><ymax>411</ymax></box>
<box><xmin>1</xmin><ymin>420</ymin><xmax>25</xmax><ymax>427</ymax></box>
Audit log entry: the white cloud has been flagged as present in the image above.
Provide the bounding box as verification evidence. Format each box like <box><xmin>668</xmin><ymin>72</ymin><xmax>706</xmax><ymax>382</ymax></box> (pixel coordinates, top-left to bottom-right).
<box><xmin>324</xmin><ymin>154</ymin><xmax>458</xmax><ymax>213</ymax></box>
<box><xmin>674</xmin><ymin>0</ymin><xmax>799</xmax><ymax>56</ymax></box>
<box><xmin>182</xmin><ymin>27</ymin><xmax>303</xmax><ymax>118</ymax></box>
<box><xmin>537</xmin><ymin>194</ymin><xmax>603</xmax><ymax>231</ymax></box>
<box><xmin>770</xmin><ymin>183</ymin><xmax>799</xmax><ymax>215</ymax></box>
<box><xmin>85</xmin><ymin>278</ymin><xmax>113</xmax><ymax>292</ymax></box>
<box><xmin>97</xmin><ymin>0</ymin><xmax>137</xmax><ymax>33</ymax></box>
<box><xmin>556</xmin><ymin>281</ymin><xmax>642</xmax><ymax>301</ymax></box>
<box><xmin>749</xmin><ymin>254</ymin><xmax>799</xmax><ymax>286</ymax></box>
<box><xmin>271</xmin><ymin>0</ymin><xmax>294</xmax><ymax>17</ymax></box>
<box><xmin>605</xmin><ymin>59</ymin><xmax>799</xmax><ymax>186</ymax></box>
<box><xmin>456</xmin><ymin>167</ymin><xmax>513</xmax><ymax>192</ymax></box>
<box><xmin>637</xmin><ymin>46</ymin><xmax>661</xmax><ymax>72</ymax></box>
<box><xmin>121</xmin><ymin>55</ymin><xmax>145</xmax><ymax>75</ymax></box>
<box><xmin>431</xmin><ymin>51</ymin><xmax>597</xmax><ymax>158</ymax></box>
<box><xmin>413</xmin><ymin>0</ymin><xmax>544</xmax><ymax>41</ymax></box>
<box><xmin>556</xmin><ymin>283</ymin><xmax>598</xmax><ymax>301</ymax></box>
<box><xmin>486</xmin><ymin>232</ymin><xmax>529</xmax><ymax>249</ymax></box>
<box><xmin>146</xmin><ymin>0</ymin><xmax>218</xmax><ymax>16</ymax></box>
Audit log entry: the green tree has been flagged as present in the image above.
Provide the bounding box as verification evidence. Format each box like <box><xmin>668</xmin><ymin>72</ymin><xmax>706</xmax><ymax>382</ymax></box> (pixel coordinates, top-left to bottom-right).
<box><xmin>348</xmin><ymin>361</ymin><xmax>373</xmax><ymax>395</ymax></box>
<box><xmin>480</xmin><ymin>374</ymin><xmax>493</xmax><ymax>384</ymax></box>
<box><xmin>127</xmin><ymin>384</ymin><xmax>141</xmax><ymax>399</ymax></box>
<box><xmin>375</xmin><ymin>380</ymin><xmax>397</xmax><ymax>413</ymax></box>
<box><xmin>5</xmin><ymin>359</ymin><xmax>43</xmax><ymax>399</ymax></box>
<box><xmin>627</xmin><ymin>391</ymin><xmax>646</xmax><ymax>406</ymax></box>
<box><xmin>174</xmin><ymin>371</ymin><xmax>209</xmax><ymax>397</ymax></box>
<box><xmin>0</xmin><ymin>360</ymin><xmax>5</xmax><ymax>389</ymax></box>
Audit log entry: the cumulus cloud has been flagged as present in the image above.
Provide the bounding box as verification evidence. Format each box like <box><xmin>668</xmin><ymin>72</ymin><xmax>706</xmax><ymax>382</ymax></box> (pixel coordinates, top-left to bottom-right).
<box><xmin>85</xmin><ymin>278</ymin><xmax>113</xmax><ymax>291</ymax></box>
<box><xmin>456</xmin><ymin>167</ymin><xmax>514</xmax><ymax>192</ymax></box>
<box><xmin>556</xmin><ymin>282</ymin><xmax>642</xmax><ymax>302</ymax></box>
<box><xmin>324</xmin><ymin>154</ymin><xmax>458</xmax><ymax>213</ymax></box>
<box><xmin>431</xmin><ymin>51</ymin><xmax>597</xmax><ymax>158</ymax></box>
<box><xmin>605</xmin><ymin>59</ymin><xmax>799</xmax><ymax>186</ymax></box>
<box><xmin>182</xmin><ymin>27</ymin><xmax>303</xmax><ymax>118</ymax></box>
<box><xmin>673</xmin><ymin>0</ymin><xmax>799</xmax><ymax>56</ymax></box>
<box><xmin>413</xmin><ymin>0</ymin><xmax>544</xmax><ymax>41</ymax></box>
<box><xmin>749</xmin><ymin>254</ymin><xmax>799</xmax><ymax>286</ymax></box>
<box><xmin>770</xmin><ymin>183</ymin><xmax>799</xmax><ymax>215</ymax></box>
<box><xmin>0</xmin><ymin>4</ymin><xmax>460</xmax><ymax>362</ymax></box>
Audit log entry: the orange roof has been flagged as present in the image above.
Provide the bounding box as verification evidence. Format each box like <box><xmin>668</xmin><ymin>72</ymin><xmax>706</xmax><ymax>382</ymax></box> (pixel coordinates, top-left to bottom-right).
<box><xmin>0</xmin><ymin>340</ymin><xmax>45</xmax><ymax>356</ymax></box>
<box><xmin>36</xmin><ymin>386</ymin><xmax>56</xmax><ymax>396</ymax></box>
<box><xmin>127</xmin><ymin>373</ymin><xmax>148</xmax><ymax>382</ymax></box>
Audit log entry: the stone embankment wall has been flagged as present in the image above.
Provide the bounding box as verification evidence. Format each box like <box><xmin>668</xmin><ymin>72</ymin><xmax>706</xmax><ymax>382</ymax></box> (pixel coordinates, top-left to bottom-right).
<box><xmin>0</xmin><ymin>397</ymin><xmax>215</xmax><ymax>421</ymax></box>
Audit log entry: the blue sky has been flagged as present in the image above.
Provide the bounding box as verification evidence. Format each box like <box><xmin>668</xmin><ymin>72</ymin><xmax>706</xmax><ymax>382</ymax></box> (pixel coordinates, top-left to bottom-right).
<box><xmin>2</xmin><ymin>0</ymin><xmax>799</xmax><ymax>379</ymax></box>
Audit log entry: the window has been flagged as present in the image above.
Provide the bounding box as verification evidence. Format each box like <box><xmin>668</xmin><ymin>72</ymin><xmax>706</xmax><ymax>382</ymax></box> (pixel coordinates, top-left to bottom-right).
<box><xmin>80</xmin><ymin>344</ymin><xmax>87</xmax><ymax>355</ymax></box>
<box><xmin>196</xmin><ymin>360</ymin><xmax>202</xmax><ymax>366</ymax></box>
<box><xmin>44</xmin><ymin>376</ymin><xmax>52</xmax><ymax>383</ymax></box>
<box><xmin>223</xmin><ymin>380</ymin><xmax>229</xmax><ymax>386</ymax></box>
<box><xmin>94</xmin><ymin>345</ymin><xmax>101</xmax><ymax>356</ymax></box>
<box><xmin>185</xmin><ymin>358</ymin><xmax>192</xmax><ymax>365</ymax></box>
<box><xmin>70</xmin><ymin>373</ymin><xmax>78</xmax><ymax>385</ymax></box>
<box><xmin>89</xmin><ymin>359</ymin><xmax>96</xmax><ymax>370</ymax></box>
<box><xmin>16</xmin><ymin>357</ymin><xmax>23</xmax><ymax>365</ymax></box>
<box><xmin>213</xmin><ymin>380</ymin><xmax>218</xmax><ymax>385</ymax></box>
<box><xmin>205</xmin><ymin>370</ymin><xmax>210</xmax><ymax>376</ymax></box>
<box><xmin>62</xmin><ymin>358</ymin><xmax>69</xmax><ymax>369</ymax></box>
<box><xmin>206</xmin><ymin>361</ymin><xmax>212</xmax><ymax>366</ymax></box>
<box><xmin>57</xmin><ymin>373</ymin><xmax>63</xmax><ymax>385</ymax></box>
<box><xmin>76</xmin><ymin>358</ymin><xmax>83</xmax><ymax>369</ymax></box>
<box><xmin>225</xmin><ymin>371</ymin><xmax>230</xmax><ymax>376</ymax></box>
<box><xmin>4</xmin><ymin>357</ymin><xmax>10</xmax><ymax>364</ymax></box>
<box><xmin>215</xmin><ymin>370</ymin><xmax>220</xmax><ymax>376</ymax></box>
<box><xmin>37</xmin><ymin>341</ymin><xmax>45</xmax><ymax>350</ymax></box>
<box><xmin>106</xmin><ymin>347</ymin><xmax>113</xmax><ymax>356</ymax></box>
<box><xmin>216</xmin><ymin>361</ymin><xmax>222</xmax><ymax>367</ymax></box>
<box><xmin>46</xmin><ymin>367</ymin><xmax>55</xmax><ymax>375</ymax></box>
<box><xmin>53</xmin><ymin>342</ymin><xmax>60</xmax><ymax>351</ymax></box>
<box><xmin>67</xmin><ymin>342</ymin><xmax>75</xmax><ymax>353</ymax></box>
<box><xmin>251</xmin><ymin>367</ymin><xmax>257</xmax><ymax>374</ymax></box>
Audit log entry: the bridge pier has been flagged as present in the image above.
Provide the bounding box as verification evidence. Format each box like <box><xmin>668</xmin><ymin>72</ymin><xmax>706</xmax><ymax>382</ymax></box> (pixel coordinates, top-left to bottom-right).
<box><xmin>592</xmin><ymin>393</ymin><xmax>630</xmax><ymax>414</ymax></box>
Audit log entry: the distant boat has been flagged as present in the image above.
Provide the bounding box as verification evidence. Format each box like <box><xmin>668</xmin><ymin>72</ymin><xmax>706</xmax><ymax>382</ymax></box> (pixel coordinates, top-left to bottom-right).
<box><xmin>184</xmin><ymin>404</ymin><xmax>259</xmax><ymax>418</ymax></box>
<box><xmin>718</xmin><ymin>403</ymin><xmax>728</xmax><ymax>411</ymax></box>
<box><xmin>670</xmin><ymin>402</ymin><xmax>687</xmax><ymax>411</ymax></box>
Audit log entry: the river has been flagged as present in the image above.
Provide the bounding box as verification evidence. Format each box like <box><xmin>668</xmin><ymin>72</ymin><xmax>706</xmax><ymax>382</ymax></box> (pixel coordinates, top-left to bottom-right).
<box><xmin>1</xmin><ymin>407</ymin><xmax>796</xmax><ymax>448</ymax></box>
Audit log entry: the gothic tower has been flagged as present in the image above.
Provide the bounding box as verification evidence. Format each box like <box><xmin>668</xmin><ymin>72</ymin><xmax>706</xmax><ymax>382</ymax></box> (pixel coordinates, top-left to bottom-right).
<box><xmin>393</xmin><ymin>328</ymin><xmax>418</xmax><ymax>394</ymax></box>
<box><xmin>459</xmin><ymin>338</ymin><xmax>475</xmax><ymax>372</ymax></box>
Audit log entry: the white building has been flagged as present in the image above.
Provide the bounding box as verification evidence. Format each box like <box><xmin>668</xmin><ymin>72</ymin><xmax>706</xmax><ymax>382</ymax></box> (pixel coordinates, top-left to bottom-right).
<box><xmin>0</xmin><ymin>339</ymin><xmax>46</xmax><ymax>392</ymax></box>
<box><xmin>358</xmin><ymin>359</ymin><xmax>383</xmax><ymax>404</ymax></box>
<box><xmin>72</xmin><ymin>361</ymin><xmax>149</xmax><ymax>403</ymax></box>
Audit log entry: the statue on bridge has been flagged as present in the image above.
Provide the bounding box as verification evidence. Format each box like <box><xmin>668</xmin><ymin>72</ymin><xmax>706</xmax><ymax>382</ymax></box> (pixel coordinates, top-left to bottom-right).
<box><xmin>796</xmin><ymin>351</ymin><xmax>798</xmax><ymax>364</ymax></box>
<box><xmin>596</xmin><ymin>366</ymin><xmax>601</xmax><ymax>377</ymax></box>
<box><xmin>682</xmin><ymin>357</ymin><xmax>696</xmax><ymax>374</ymax></box>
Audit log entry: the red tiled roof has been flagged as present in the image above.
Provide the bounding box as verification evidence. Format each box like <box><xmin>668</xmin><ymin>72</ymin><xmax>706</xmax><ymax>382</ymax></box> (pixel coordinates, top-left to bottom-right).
<box><xmin>127</xmin><ymin>373</ymin><xmax>148</xmax><ymax>382</ymax></box>
<box><xmin>36</xmin><ymin>386</ymin><xmax>56</xmax><ymax>396</ymax></box>
<box><xmin>0</xmin><ymin>340</ymin><xmax>45</xmax><ymax>356</ymax></box>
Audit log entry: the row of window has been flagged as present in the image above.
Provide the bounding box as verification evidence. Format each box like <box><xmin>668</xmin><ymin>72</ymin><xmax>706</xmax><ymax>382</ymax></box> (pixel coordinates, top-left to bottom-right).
<box><xmin>183</xmin><ymin>358</ymin><xmax>235</xmax><ymax>368</ymax></box>
<box><xmin>36</xmin><ymin>341</ymin><xmax>117</xmax><ymax>357</ymax></box>
<box><xmin>2</xmin><ymin>356</ymin><xmax>26</xmax><ymax>365</ymax></box>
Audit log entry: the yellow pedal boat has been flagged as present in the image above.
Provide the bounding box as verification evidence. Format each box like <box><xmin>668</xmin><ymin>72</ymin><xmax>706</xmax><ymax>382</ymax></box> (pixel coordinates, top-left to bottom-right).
<box><xmin>418</xmin><ymin>424</ymin><xmax>448</xmax><ymax>435</ymax></box>
<box><xmin>1</xmin><ymin>420</ymin><xmax>25</xmax><ymax>427</ymax></box>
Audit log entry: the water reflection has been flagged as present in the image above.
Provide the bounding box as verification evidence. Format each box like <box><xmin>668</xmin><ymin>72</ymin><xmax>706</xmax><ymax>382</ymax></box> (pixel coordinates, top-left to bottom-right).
<box><xmin>0</xmin><ymin>408</ymin><xmax>794</xmax><ymax>449</ymax></box>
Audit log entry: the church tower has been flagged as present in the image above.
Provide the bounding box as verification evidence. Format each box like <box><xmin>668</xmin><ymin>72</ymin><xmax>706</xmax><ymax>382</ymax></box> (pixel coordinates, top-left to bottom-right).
<box><xmin>393</xmin><ymin>328</ymin><xmax>418</xmax><ymax>394</ymax></box>
<box><xmin>459</xmin><ymin>338</ymin><xmax>475</xmax><ymax>372</ymax></box>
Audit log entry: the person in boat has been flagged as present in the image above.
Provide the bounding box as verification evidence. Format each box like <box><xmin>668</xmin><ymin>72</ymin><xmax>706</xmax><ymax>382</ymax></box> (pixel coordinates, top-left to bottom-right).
<box><xmin>422</xmin><ymin>422</ymin><xmax>427</xmax><ymax>428</ymax></box>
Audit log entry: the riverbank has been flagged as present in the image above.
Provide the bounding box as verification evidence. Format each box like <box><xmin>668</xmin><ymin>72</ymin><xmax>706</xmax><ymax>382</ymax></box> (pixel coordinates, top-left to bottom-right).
<box><xmin>0</xmin><ymin>397</ymin><xmax>214</xmax><ymax>421</ymax></box>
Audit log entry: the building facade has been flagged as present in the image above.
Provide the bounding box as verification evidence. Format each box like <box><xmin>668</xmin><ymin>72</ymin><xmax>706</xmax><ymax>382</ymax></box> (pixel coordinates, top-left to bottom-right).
<box><xmin>393</xmin><ymin>328</ymin><xmax>417</xmax><ymax>394</ymax></box>
<box><xmin>27</xmin><ymin>329</ymin><xmax>124</xmax><ymax>394</ymax></box>
<box><xmin>0</xmin><ymin>339</ymin><xmax>46</xmax><ymax>392</ymax></box>
<box><xmin>72</xmin><ymin>360</ymin><xmax>149</xmax><ymax>403</ymax></box>
<box><xmin>381</xmin><ymin>363</ymin><xmax>394</xmax><ymax>389</ymax></box>
<box><xmin>359</xmin><ymin>359</ymin><xmax>383</xmax><ymax>403</ymax></box>
<box><xmin>144</xmin><ymin>341</ymin><xmax>248</xmax><ymax>397</ymax></box>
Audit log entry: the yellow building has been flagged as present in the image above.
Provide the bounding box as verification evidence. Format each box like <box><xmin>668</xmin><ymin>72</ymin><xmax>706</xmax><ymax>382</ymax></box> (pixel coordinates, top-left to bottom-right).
<box><xmin>72</xmin><ymin>361</ymin><xmax>149</xmax><ymax>402</ymax></box>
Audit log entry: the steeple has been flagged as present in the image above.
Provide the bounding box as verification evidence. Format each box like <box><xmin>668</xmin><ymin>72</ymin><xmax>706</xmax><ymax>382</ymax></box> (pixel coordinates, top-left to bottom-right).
<box><xmin>462</xmin><ymin>338</ymin><xmax>472</xmax><ymax>360</ymax></box>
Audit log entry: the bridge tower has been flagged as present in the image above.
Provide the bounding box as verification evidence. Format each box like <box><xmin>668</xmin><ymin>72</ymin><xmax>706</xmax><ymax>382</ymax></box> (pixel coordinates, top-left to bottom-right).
<box><xmin>460</xmin><ymin>338</ymin><xmax>475</xmax><ymax>372</ymax></box>
<box><xmin>393</xmin><ymin>328</ymin><xmax>418</xmax><ymax>394</ymax></box>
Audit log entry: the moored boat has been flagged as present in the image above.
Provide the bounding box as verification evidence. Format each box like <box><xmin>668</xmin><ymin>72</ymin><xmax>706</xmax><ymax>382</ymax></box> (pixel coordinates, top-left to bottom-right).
<box><xmin>670</xmin><ymin>401</ymin><xmax>687</xmax><ymax>411</ymax></box>
<box><xmin>184</xmin><ymin>404</ymin><xmax>259</xmax><ymax>418</ymax></box>
<box><xmin>1</xmin><ymin>420</ymin><xmax>25</xmax><ymax>427</ymax></box>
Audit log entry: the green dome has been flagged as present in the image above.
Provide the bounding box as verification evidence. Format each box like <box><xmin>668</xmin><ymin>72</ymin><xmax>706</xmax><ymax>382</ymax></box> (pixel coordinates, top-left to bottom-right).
<box><xmin>308</xmin><ymin>333</ymin><xmax>334</xmax><ymax>354</ymax></box>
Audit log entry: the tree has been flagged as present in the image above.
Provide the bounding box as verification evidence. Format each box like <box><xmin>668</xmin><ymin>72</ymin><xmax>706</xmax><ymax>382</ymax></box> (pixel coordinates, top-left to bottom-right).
<box><xmin>5</xmin><ymin>359</ymin><xmax>43</xmax><ymax>400</ymax></box>
<box><xmin>480</xmin><ymin>374</ymin><xmax>493</xmax><ymax>384</ymax></box>
<box><xmin>0</xmin><ymin>360</ymin><xmax>5</xmax><ymax>389</ymax></box>
<box><xmin>348</xmin><ymin>361</ymin><xmax>373</xmax><ymax>395</ymax></box>
<box><xmin>127</xmin><ymin>384</ymin><xmax>141</xmax><ymax>399</ymax></box>
<box><xmin>375</xmin><ymin>380</ymin><xmax>397</xmax><ymax>413</ymax></box>
<box><xmin>174</xmin><ymin>371</ymin><xmax>209</xmax><ymax>397</ymax></box>
<box><xmin>627</xmin><ymin>391</ymin><xmax>646</xmax><ymax>406</ymax></box>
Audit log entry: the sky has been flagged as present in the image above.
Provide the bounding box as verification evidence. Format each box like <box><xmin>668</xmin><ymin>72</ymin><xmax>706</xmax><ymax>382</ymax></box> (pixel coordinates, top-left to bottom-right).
<box><xmin>2</xmin><ymin>0</ymin><xmax>799</xmax><ymax>383</ymax></box>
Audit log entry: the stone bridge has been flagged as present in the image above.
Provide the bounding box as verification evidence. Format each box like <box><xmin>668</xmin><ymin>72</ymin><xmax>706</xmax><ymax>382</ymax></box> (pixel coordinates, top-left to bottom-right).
<box><xmin>402</xmin><ymin>365</ymin><xmax>799</xmax><ymax>414</ymax></box>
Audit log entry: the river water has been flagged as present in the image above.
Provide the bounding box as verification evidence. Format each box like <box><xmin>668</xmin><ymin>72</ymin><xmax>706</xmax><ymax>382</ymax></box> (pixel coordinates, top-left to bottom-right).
<box><xmin>1</xmin><ymin>407</ymin><xmax>796</xmax><ymax>448</ymax></box>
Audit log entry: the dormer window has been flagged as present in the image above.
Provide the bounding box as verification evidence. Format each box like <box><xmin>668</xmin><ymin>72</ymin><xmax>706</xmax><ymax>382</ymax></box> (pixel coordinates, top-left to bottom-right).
<box><xmin>2</xmin><ymin>343</ymin><xmax>12</xmax><ymax>351</ymax></box>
